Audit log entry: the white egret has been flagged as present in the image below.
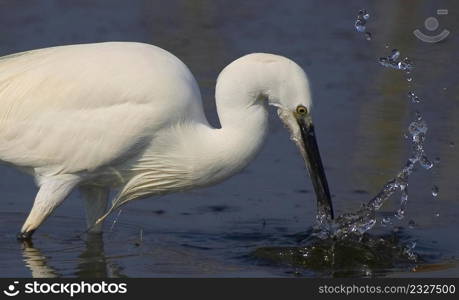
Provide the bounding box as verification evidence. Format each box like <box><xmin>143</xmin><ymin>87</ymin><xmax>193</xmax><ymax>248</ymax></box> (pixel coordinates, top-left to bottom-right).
<box><xmin>0</xmin><ymin>42</ymin><xmax>333</xmax><ymax>240</ymax></box>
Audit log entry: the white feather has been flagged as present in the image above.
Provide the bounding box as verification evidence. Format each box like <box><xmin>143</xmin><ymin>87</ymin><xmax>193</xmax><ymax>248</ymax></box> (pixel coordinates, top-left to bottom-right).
<box><xmin>0</xmin><ymin>42</ymin><xmax>313</xmax><ymax>232</ymax></box>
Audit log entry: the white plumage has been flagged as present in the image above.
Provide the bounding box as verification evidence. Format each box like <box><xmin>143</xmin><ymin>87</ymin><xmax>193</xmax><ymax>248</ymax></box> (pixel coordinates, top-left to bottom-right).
<box><xmin>0</xmin><ymin>42</ymin><xmax>327</xmax><ymax>239</ymax></box>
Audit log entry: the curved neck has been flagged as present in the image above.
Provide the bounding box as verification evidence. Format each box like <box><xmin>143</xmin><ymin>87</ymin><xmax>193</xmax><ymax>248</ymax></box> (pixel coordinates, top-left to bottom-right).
<box><xmin>188</xmin><ymin>81</ymin><xmax>269</xmax><ymax>187</ymax></box>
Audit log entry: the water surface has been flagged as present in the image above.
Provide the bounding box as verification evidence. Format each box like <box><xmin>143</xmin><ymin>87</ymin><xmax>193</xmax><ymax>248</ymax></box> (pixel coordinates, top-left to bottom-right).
<box><xmin>0</xmin><ymin>0</ymin><xmax>458</xmax><ymax>277</ymax></box>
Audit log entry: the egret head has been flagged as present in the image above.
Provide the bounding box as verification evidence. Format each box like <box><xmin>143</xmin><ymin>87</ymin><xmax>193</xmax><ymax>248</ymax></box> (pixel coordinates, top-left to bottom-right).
<box><xmin>217</xmin><ymin>53</ymin><xmax>334</xmax><ymax>219</ymax></box>
<box><xmin>264</xmin><ymin>55</ymin><xmax>334</xmax><ymax>220</ymax></box>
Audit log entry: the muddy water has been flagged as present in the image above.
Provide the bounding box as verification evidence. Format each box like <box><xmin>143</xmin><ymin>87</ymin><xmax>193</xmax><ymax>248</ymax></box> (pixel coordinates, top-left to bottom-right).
<box><xmin>0</xmin><ymin>0</ymin><xmax>458</xmax><ymax>277</ymax></box>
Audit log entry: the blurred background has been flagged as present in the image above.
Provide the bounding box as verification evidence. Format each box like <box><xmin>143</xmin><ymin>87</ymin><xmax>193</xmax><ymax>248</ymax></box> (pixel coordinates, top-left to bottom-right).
<box><xmin>0</xmin><ymin>0</ymin><xmax>458</xmax><ymax>277</ymax></box>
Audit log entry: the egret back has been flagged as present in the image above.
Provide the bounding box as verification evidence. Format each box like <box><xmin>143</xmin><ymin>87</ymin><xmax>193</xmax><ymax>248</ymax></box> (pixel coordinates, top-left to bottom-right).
<box><xmin>0</xmin><ymin>42</ymin><xmax>205</xmax><ymax>177</ymax></box>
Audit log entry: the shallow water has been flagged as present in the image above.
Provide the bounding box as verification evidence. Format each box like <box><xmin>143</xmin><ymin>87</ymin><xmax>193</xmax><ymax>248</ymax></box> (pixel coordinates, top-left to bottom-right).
<box><xmin>0</xmin><ymin>0</ymin><xmax>458</xmax><ymax>277</ymax></box>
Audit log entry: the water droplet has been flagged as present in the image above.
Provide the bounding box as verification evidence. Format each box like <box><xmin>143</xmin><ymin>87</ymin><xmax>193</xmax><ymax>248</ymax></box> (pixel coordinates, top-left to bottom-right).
<box><xmin>404</xmin><ymin>242</ymin><xmax>417</xmax><ymax>262</ymax></box>
<box><xmin>397</xmin><ymin>61</ymin><xmax>405</xmax><ymax>70</ymax></box>
<box><xmin>362</xmin><ymin>265</ymin><xmax>372</xmax><ymax>276</ymax></box>
<box><xmin>362</xmin><ymin>219</ymin><xmax>376</xmax><ymax>233</ymax></box>
<box><xmin>408</xmin><ymin>91</ymin><xmax>421</xmax><ymax>103</ymax></box>
<box><xmin>432</xmin><ymin>185</ymin><xmax>439</xmax><ymax>197</ymax></box>
<box><xmin>324</xmin><ymin>21</ymin><xmax>434</xmax><ymax>242</ymax></box>
<box><xmin>355</xmin><ymin>9</ymin><xmax>371</xmax><ymax>39</ymax></box>
<box><xmin>404</xmin><ymin>241</ymin><xmax>418</xmax><ymax>261</ymax></box>
<box><xmin>395</xmin><ymin>208</ymin><xmax>405</xmax><ymax>220</ymax></box>
<box><xmin>434</xmin><ymin>157</ymin><xmax>440</xmax><ymax>164</ymax></box>
<box><xmin>408</xmin><ymin>119</ymin><xmax>427</xmax><ymax>137</ymax></box>
<box><xmin>381</xmin><ymin>216</ymin><xmax>391</xmax><ymax>226</ymax></box>
<box><xmin>355</xmin><ymin>19</ymin><xmax>366</xmax><ymax>32</ymax></box>
<box><xmin>110</xmin><ymin>209</ymin><xmax>123</xmax><ymax>232</ymax></box>
<box><xmin>420</xmin><ymin>156</ymin><xmax>433</xmax><ymax>169</ymax></box>
<box><xmin>390</xmin><ymin>49</ymin><xmax>400</xmax><ymax>61</ymax></box>
<box><xmin>378</xmin><ymin>50</ymin><xmax>413</xmax><ymax>71</ymax></box>
<box><xmin>359</xmin><ymin>9</ymin><xmax>370</xmax><ymax>20</ymax></box>
<box><xmin>403</xmin><ymin>57</ymin><xmax>411</xmax><ymax>63</ymax></box>
<box><xmin>449</xmin><ymin>142</ymin><xmax>455</xmax><ymax>147</ymax></box>
<box><xmin>434</xmin><ymin>212</ymin><xmax>440</xmax><ymax>217</ymax></box>
<box><xmin>398</xmin><ymin>58</ymin><xmax>413</xmax><ymax>71</ymax></box>
<box><xmin>378</xmin><ymin>57</ymin><xmax>388</xmax><ymax>65</ymax></box>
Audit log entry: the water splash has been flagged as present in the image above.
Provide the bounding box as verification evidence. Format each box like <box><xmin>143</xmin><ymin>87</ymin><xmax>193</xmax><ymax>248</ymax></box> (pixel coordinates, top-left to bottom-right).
<box><xmin>355</xmin><ymin>20</ymin><xmax>366</xmax><ymax>32</ymax></box>
<box><xmin>316</xmin><ymin>110</ymin><xmax>433</xmax><ymax>239</ymax></box>
<box><xmin>432</xmin><ymin>185</ymin><xmax>439</xmax><ymax>197</ymax></box>
<box><xmin>355</xmin><ymin>9</ymin><xmax>371</xmax><ymax>40</ymax></box>
<box><xmin>390</xmin><ymin>49</ymin><xmax>400</xmax><ymax>60</ymax></box>
<box><xmin>313</xmin><ymin>39</ymin><xmax>433</xmax><ymax>240</ymax></box>
<box><xmin>365</xmin><ymin>32</ymin><xmax>372</xmax><ymax>41</ymax></box>
<box><xmin>408</xmin><ymin>91</ymin><xmax>421</xmax><ymax>103</ymax></box>
<box><xmin>378</xmin><ymin>49</ymin><xmax>413</xmax><ymax>72</ymax></box>
<box><xmin>261</xmin><ymin>12</ymin><xmax>440</xmax><ymax>273</ymax></box>
<box><xmin>404</xmin><ymin>241</ymin><xmax>418</xmax><ymax>261</ymax></box>
<box><xmin>381</xmin><ymin>217</ymin><xmax>392</xmax><ymax>226</ymax></box>
<box><xmin>253</xmin><ymin>231</ymin><xmax>421</xmax><ymax>276</ymax></box>
<box><xmin>109</xmin><ymin>209</ymin><xmax>123</xmax><ymax>232</ymax></box>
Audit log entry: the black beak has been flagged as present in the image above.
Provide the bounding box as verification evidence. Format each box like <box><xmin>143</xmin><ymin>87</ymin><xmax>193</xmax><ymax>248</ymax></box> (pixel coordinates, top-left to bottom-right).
<box><xmin>297</xmin><ymin>117</ymin><xmax>334</xmax><ymax>220</ymax></box>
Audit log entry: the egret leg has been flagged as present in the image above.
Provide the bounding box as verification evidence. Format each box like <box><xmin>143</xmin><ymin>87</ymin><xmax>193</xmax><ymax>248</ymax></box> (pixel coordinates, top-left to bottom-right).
<box><xmin>18</xmin><ymin>175</ymin><xmax>80</xmax><ymax>240</ymax></box>
<box><xmin>80</xmin><ymin>185</ymin><xmax>109</xmax><ymax>233</ymax></box>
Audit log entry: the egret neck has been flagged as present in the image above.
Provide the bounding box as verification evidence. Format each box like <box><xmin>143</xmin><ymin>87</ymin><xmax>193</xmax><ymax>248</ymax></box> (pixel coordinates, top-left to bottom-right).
<box><xmin>185</xmin><ymin>63</ymin><xmax>271</xmax><ymax>188</ymax></box>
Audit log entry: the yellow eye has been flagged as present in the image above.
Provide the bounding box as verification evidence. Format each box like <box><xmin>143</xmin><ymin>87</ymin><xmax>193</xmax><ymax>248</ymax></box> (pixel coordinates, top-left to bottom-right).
<box><xmin>296</xmin><ymin>105</ymin><xmax>307</xmax><ymax>115</ymax></box>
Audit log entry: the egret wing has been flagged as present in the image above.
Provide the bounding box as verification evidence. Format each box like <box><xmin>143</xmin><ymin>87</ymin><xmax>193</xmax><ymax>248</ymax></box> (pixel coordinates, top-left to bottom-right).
<box><xmin>0</xmin><ymin>43</ymin><xmax>194</xmax><ymax>175</ymax></box>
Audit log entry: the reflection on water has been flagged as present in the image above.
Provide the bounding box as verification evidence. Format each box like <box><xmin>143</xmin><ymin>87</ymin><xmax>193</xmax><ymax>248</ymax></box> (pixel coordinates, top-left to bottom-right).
<box><xmin>20</xmin><ymin>232</ymin><xmax>126</xmax><ymax>278</ymax></box>
<box><xmin>253</xmin><ymin>229</ymin><xmax>458</xmax><ymax>277</ymax></box>
<box><xmin>253</xmin><ymin>230</ymin><xmax>420</xmax><ymax>277</ymax></box>
<box><xmin>21</xmin><ymin>240</ymin><xmax>59</xmax><ymax>278</ymax></box>
<box><xmin>0</xmin><ymin>211</ymin><xmax>457</xmax><ymax>278</ymax></box>
<box><xmin>75</xmin><ymin>234</ymin><xmax>109</xmax><ymax>278</ymax></box>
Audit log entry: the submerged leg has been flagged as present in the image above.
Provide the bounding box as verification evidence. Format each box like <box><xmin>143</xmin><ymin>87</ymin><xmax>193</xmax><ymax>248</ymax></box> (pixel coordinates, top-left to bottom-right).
<box><xmin>18</xmin><ymin>175</ymin><xmax>80</xmax><ymax>240</ymax></box>
<box><xmin>80</xmin><ymin>185</ymin><xmax>109</xmax><ymax>233</ymax></box>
